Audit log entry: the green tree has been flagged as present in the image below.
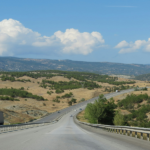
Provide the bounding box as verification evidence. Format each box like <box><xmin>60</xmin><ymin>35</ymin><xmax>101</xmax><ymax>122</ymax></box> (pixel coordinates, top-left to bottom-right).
<box><xmin>113</xmin><ymin>110</ymin><xmax>125</xmax><ymax>125</ymax></box>
<box><xmin>85</xmin><ymin>94</ymin><xmax>116</xmax><ymax>124</ymax></box>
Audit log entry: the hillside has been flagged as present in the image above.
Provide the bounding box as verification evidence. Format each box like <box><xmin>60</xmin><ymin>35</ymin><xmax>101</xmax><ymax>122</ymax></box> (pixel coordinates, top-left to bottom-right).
<box><xmin>135</xmin><ymin>73</ymin><xmax>150</xmax><ymax>81</ymax></box>
<box><xmin>78</xmin><ymin>88</ymin><xmax>150</xmax><ymax>127</ymax></box>
<box><xmin>0</xmin><ymin>70</ymin><xmax>143</xmax><ymax>125</ymax></box>
<box><xmin>1</xmin><ymin>57</ymin><xmax>150</xmax><ymax>75</ymax></box>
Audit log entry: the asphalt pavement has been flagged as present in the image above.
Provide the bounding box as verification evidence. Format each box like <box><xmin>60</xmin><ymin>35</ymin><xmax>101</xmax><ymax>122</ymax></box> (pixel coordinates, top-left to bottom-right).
<box><xmin>0</xmin><ymin>110</ymin><xmax>150</xmax><ymax>150</ymax></box>
<box><xmin>1</xmin><ymin>88</ymin><xmax>150</xmax><ymax>150</ymax></box>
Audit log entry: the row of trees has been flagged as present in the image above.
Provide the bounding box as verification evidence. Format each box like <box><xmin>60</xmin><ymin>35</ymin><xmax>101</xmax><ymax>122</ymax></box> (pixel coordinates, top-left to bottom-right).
<box><xmin>1</xmin><ymin>75</ymin><xmax>31</xmax><ymax>82</ymax></box>
<box><xmin>41</xmin><ymin>79</ymin><xmax>100</xmax><ymax>92</ymax></box>
<box><xmin>0</xmin><ymin>96</ymin><xmax>19</xmax><ymax>101</ymax></box>
<box><xmin>0</xmin><ymin>71</ymin><xmax>55</xmax><ymax>79</ymax></box>
<box><xmin>0</xmin><ymin>88</ymin><xmax>47</xmax><ymax>101</ymax></box>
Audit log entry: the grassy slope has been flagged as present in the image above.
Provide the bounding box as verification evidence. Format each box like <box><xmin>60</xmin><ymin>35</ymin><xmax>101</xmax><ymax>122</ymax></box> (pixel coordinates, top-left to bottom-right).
<box><xmin>0</xmin><ymin>70</ymin><xmax>149</xmax><ymax>125</ymax></box>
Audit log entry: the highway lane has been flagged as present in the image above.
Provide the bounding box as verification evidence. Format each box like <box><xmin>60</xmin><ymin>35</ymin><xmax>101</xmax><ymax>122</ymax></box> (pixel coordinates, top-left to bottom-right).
<box><xmin>0</xmin><ymin>110</ymin><xmax>150</xmax><ymax>150</ymax></box>
<box><xmin>35</xmin><ymin>88</ymin><xmax>134</xmax><ymax>123</ymax></box>
<box><xmin>1</xmin><ymin>88</ymin><xmax>149</xmax><ymax>150</ymax></box>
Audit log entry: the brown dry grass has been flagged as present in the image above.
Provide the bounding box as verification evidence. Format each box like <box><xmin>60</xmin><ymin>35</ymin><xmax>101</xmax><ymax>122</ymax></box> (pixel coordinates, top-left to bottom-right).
<box><xmin>0</xmin><ymin>75</ymin><xmax>149</xmax><ymax>124</ymax></box>
<box><xmin>77</xmin><ymin>110</ymin><xmax>89</xmax><ymax>123</ymax></box>
<box><xmin>0</xmin><ymin>76</ymin><xmax>107</xmax><ymax>124</ymax></box>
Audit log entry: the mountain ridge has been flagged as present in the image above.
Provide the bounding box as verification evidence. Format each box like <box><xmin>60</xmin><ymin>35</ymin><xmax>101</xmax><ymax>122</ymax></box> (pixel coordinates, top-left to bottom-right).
<box><xmin>0</xmin><ymin>57</ymin><xmax>150</xmax><ymax>76</ymax></box>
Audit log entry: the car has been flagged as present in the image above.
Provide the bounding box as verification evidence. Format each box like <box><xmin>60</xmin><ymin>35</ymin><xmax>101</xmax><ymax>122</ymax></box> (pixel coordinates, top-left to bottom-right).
<box><xmin>58</xmin><ymin>111</ymin><xmax>60</xmax><ymax>113</ymax></box>
<box><xmin>70</xmin><ymin>115</ymin><xmax>72</xmax><ymax>117</ymax></box>
<box><xmin>79</xmin><ymin>108</ymin><xmax>82</xmax><ymax>110</ymax></box>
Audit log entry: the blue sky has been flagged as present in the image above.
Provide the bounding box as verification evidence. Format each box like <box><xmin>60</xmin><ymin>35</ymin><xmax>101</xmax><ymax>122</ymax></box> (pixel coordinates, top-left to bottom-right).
<box><xmin>0</xmin><ymin>0</ymin><xmax>150</xmax><ymax>64</ymax></box>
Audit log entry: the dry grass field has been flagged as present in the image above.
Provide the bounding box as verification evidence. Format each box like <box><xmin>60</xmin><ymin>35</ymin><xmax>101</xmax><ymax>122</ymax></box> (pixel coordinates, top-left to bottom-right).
<box><xmin>0</xmin><ymin>74</ymin><xmax>149</xmax><ymax>124</ymax></box>
<box><xmin>0</xmin><ymin>75</ymin><xmax>108</xmax><ymax>124</ymax></box>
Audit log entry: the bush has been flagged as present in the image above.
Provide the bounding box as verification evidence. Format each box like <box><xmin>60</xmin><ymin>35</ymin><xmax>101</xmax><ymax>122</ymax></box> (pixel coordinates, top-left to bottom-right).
<box><xmin>55</xmin><ymin>89</ymin><xmax>64</xmax><ymax>94</ymax></box>
<box><xmin>61</xmin><ymin>92</ymin><xmax>73</xmax><ymax>98</ymax></box>
<box><xmin>113</xmin><ymin>111</ymin><xmax>125</xmax><ymax>125</ymax></box>
<box><xmin>68</xmin><ymin>101</ymin><xmax>72</xmax><ymax>106</ymax></box>
<box><xmin>71</xmin><ymin>98</ymin><xmax>77</xmax><ymax>103</ymax></box>
<box><xmin>20</xmin><ymin>87</ymin><xmax>24</xmax><ymax>90</ymax></box>
<box><xmin>53</xmin><ymin>98</ymin><xmax>60</xmax><ymax>103</ymax></box>
<box><xmin>79</xmin><ymin>98</ymin><xmax>85</xmax><ymax>103</ymax></box>
<box><xmin>43</xmin><ymin>103</ymin><xmax>46</xmax><ymax>106</ymax></box>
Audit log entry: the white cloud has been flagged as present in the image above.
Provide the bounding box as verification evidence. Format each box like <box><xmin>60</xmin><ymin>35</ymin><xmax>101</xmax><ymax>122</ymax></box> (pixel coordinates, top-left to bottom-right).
<box><xmin>33</xmin><ymin>28</ymin><xmax>105</xmax><ymax>55</ymax></box>
<box><xmin>115</xmin><ymin>39</ymin><xmax>149</xmax><ymax>53</ymax></box>
<box><xmin>115</xmin><ymin>40</ymin><xmax>129</xmax><ymax>48</ymax></box>
<box><xmin>0</xmin><ymin>19</ymin><xmax>105</xmax><ymax>56</ymax></box>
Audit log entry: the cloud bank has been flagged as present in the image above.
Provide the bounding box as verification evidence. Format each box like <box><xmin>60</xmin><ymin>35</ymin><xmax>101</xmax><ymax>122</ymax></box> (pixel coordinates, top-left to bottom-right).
<box><xmin>115</xmin><ymin>39</ymin><xmax>150</xmax><ymax>53</ymax></box>
<box><xmin>0</xmin><ymin>19</ymin><xmax>105</xmax><ymax>56</ymax></box>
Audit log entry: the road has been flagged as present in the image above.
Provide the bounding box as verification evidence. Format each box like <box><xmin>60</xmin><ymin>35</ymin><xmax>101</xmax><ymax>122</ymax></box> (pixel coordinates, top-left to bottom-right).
<box><xmin>0</xmin><ymin>89</ymin><xmax>150</xmax><ymax>150</ymax></box>
<box><xmin>0</xmin><ymin>111</ymin><xmax>150</xmax><ymax>150</ymax></box>
<box><xmin>35</xmin><ymin>89</ymin><xmax>134</xmax><ymax>123</ymax></box>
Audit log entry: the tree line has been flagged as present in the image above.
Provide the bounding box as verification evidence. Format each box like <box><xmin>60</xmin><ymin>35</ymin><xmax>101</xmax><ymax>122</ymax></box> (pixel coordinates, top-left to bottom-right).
<box><xmin>0</xmin><ymin>88</ymin><xmax>47</xmax><ymax>101</ymax></box>
<box><xmin>41</xmin><ymin>79</ymin><xmax>100</xmax><ymax>92</ymax></box>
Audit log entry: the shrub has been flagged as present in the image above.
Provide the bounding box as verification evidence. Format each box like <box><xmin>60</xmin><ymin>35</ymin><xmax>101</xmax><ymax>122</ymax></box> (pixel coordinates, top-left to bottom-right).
<box><xmin>113</xmin><ymin>111</ymin><xmax>125</xmax><ymax>125</ymax></box>
<box><xmin>68</xmin><ymin>101</ymin><xmax>72</xmax><ymax>106</ymax></box>
<box><xmin>79</xmin><ymin>98</ymin><xmax>85</xmax><ymax>103</ymax></box>
<box><xmin>55</xmin><ymin>89</ymin><xmax>64</xmax><ymax>94</ymax></box>
<box><xmin>71</xmin><ymin>98</ymin><xmax>77</xmax><ymax>103</ymax></box>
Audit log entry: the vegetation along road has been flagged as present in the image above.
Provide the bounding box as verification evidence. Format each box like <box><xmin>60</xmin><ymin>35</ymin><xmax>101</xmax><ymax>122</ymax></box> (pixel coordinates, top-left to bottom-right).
<box><xmin>0</xmin><ymin>89</ymin><xmax>150</xmax><ymax>150</ymax></box>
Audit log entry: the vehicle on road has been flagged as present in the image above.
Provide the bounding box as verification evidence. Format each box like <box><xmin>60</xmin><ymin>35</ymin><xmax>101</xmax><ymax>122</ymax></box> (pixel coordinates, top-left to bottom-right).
<box><xmin>116</xmin><ymin>90</ymin><xmax>120</xmax><ymax>92</ymax></box>
<box><xmin>70</xmin><ymin>115</ymin><xmax>72</xmax><ymax>117</ymax></box>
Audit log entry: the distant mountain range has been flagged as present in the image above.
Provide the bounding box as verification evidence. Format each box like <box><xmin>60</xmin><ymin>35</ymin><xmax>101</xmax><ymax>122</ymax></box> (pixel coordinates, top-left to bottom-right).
<box><xmin>0</xmin><ymin>57</ymin><xmax>150</xmax><ymax>76</ymax></box>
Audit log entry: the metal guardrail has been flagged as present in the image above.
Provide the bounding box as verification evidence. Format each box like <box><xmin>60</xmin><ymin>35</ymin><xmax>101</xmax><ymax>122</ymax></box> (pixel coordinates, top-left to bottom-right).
<box><xmin>78</xmin><ymin>121</ymin><xmax>150</xmax><ymax>141</ymax></box>
<box><xmin>1</xmin><ymin>87</ymin><xmax>149</xmax><ymax>135</ymax></box>
<box><xmin>76</xmin><ymin>86</ymin><xmax>150</xmax><ymax>141</ymax></box>
<box><xmin>0</xmin><ymin>113</ymin><xmax>66</xmax><ymax>134</ymax></box>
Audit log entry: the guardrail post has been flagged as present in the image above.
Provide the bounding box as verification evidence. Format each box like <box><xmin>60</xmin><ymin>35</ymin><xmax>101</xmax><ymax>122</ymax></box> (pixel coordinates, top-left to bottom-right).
<box><xmin>147</xmin><ymin>134</ymin><xmax>149</xmax><ymax>141</ymax></box>
<box><xmin>123</xmin><ymin>130</ymin><xmax>125</xmax><ymax>135</ymax></box>
<box><xmin>141</xmin><ymin>133</ymin><xmax>143</xmax><ymax>140</ymax></box>
<box><xmin>130</xmin><ymin>131</ymin><xmax>132</xmax><ymax>137</ymax></box>
<box><xmin>120</xmin><ymin>129</ymin><xmax>123</xmax><ymax>134</ymax></box>
<box><xmin>126</xmin><ymin>130</ymin><xmax>127</xmax><ymax>136</ymax></box>
<box><xmin>135</xmin><ymin>132</ymin><xmax>137</xmax><ymax>138</ymax></box>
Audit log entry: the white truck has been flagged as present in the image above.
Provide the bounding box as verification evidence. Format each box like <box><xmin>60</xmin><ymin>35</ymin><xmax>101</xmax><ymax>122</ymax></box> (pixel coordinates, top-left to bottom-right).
<box><xmin>116</xmin><ymin>90</ymin><xmax>120</xmax><ymax>92</ymax></box>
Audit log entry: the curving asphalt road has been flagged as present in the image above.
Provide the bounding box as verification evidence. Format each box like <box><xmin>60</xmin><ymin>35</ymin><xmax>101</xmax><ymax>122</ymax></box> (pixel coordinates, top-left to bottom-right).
<box><xmin>35</xmin><ymin>89</ymin><xmax>134</xmax><ymax>123</ymax></box>
<box><xmin>1</xmin><ymin>88</ymin><xmax>150</xmax><ymax>149</ymax></box>
<box><xmin>0</xmin><ymin>110</ymin><xmax>150</xmax><ymax>150</ymax></box>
